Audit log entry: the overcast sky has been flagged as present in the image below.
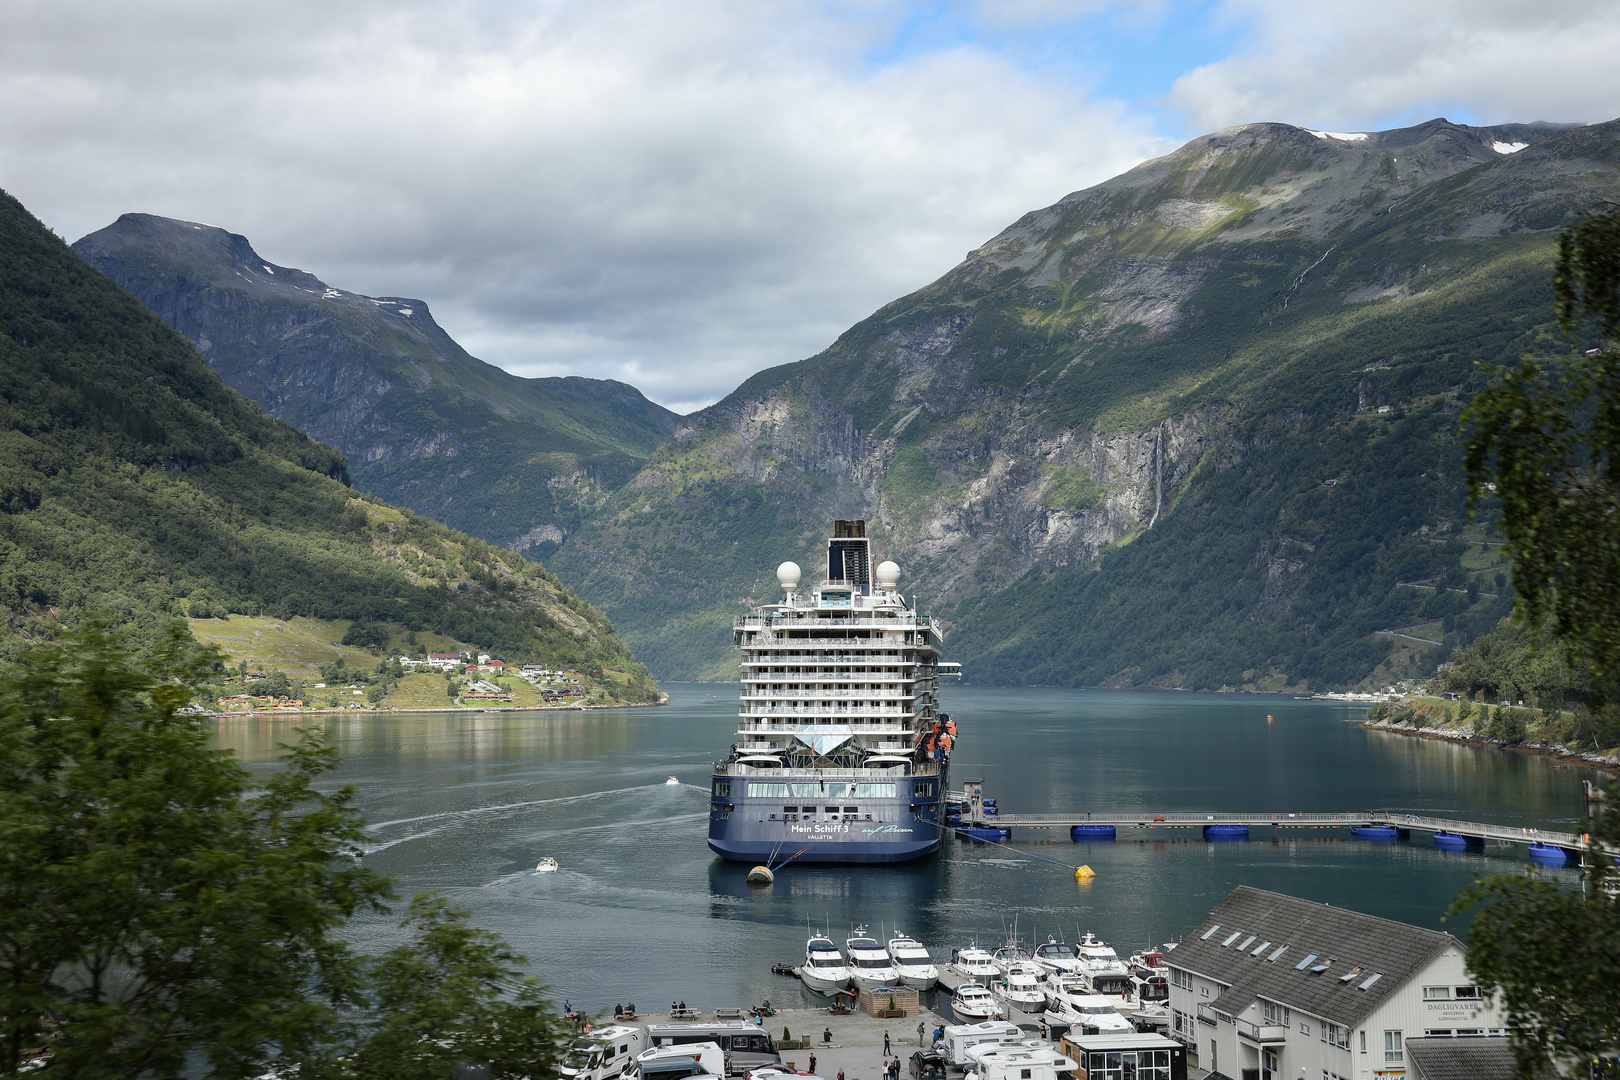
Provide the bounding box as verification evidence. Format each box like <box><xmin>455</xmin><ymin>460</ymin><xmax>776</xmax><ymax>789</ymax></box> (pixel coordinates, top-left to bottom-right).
<box><xmin>4</xmin><ymin>1</ymin><xmax>1618</xmax><ymax>414</ymax></box>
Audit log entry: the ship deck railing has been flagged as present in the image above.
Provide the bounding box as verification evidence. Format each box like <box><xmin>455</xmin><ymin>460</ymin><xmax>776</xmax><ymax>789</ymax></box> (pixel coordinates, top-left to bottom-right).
<box><xmin>741</xmin><ymin>689</ymin><xmax>915</xmax><ymax>700</ymax></box>
<box><xmin>736</xmin><ymin>636</ymin><xmax>930</xmax><ymax>648</ymax></box>
<box><xmin>743</xmin><ymin>673</ymin><xmax>917</xmax><ymax>683</ymax></box>
<box><xmin>735</xmin><ymin>615</ymin><xmax>932</xmax><ymax>630</ymax></box>
<box><xmin>713</xmin><ymin>762</ymin><xmax>940</xmax><ymax>778</ymax></box>
<box><xmin>741</xmin><ymin>706</ymin><xmax>911</xmax><ymax>716</ymax></box>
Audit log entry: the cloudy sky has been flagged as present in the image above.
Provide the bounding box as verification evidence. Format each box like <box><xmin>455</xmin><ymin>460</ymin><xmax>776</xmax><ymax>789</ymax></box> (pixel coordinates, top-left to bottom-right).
<box><xmin>4</xmin><ymin>1</ymin><xmax>1618</xmax><ymax>413</ymax></box>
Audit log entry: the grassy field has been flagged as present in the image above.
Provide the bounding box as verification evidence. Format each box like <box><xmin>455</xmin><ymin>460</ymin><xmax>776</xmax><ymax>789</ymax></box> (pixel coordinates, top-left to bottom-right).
<box><xmin>189</xmin><ymin>616</ymin><xmax>381</xmax><ymax>676</ymax></box>
<box><xmin>385</xmin><ymin>672</ymin><xmax>459</xmax><ymax>710</ymax></box>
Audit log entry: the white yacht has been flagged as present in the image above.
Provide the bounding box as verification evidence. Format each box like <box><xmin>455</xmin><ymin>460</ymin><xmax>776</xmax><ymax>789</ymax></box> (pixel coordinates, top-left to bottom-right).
<box><xmin>950</xmin><ymin>982</ymin><xmax>1002</xmax><ymax>1021</ymax></box>
<box><xmin>948</xmin><ymin>944</ymin><xmax>1000</xmax><ymax>983</ymax></box>
<box><xmin>990</xmin><ymin>960</ymin><xmax>1047</xmax><ymax>1014</ymax></box>
<box><xmin>1046</xmin><ymin>994</ymin><xmax>1133</xmax><ymax>1035</ymax></box>
<box><xmin>1073</xmin><ymin>933</ymin><xmax>1129</xmax><ymax>979</ymax></box>
<box><xmin>1029</xmin><ymin>937</ymin><xmax>1082</xmax><ymax>977</ymax></box>
<box><xmin>1044</xmin><ymin>973</ymin><xmax>1092</xmax><ymax>1012</ymax></box>
<box><xmin>846</xmin><ymin>928</ymin><xmax>901</xmax><ymax>990</ymax></box>
<box><xmin>801</xmin><ymin>933</ymin><xmax>852</xmax><ymax>994</ymax></box>
<box><xmin>886</xmin><ymin>933</ymin><xmax>940</xmax><ymax>989</ymax></box>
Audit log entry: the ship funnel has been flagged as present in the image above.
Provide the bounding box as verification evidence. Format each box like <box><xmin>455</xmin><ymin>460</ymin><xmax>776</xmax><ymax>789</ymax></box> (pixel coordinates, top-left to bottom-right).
<box><xmin>876</xmin><ymin>560</ymin><xmax>900</xmax><ymax>591</ymax></box>
<box><xmin>777</xmin><ymin>561</ymin><xmax>802</xmax><ymax>594</ymax></box>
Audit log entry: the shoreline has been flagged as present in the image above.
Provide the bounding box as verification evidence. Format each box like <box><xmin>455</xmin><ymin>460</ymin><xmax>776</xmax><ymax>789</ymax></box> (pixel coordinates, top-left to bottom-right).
<box><xmin>1357</xmin><ymin>714</ymin><xmax>1620</xmax><ymax>774</ymax></box>
<box><xmin>210</xmin><ymin>698</ymin><xmax>670</xmax><ymax>720</ymax></box>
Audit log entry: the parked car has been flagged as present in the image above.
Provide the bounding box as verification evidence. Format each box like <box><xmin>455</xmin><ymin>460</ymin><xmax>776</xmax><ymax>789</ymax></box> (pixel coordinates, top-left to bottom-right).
<box><xmin>909</xmin><ymin>1051</ymin><xmax>948</xmax><ymax>1080</ymax></box>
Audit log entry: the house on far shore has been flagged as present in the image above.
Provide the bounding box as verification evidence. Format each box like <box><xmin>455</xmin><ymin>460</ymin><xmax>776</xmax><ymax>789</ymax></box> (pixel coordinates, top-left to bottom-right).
<box><xmin>1167</xmin><ymin>886</ymin><xmax>1516</xmax><ymax>1080</ymax></box>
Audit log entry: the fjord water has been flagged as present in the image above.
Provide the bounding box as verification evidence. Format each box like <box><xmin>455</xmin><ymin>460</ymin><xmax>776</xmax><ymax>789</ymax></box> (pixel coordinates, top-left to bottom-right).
<box><xmin>215</xmin><ymin>686</ymin><xmax>1597</xmax><ymax>1012</ymax></box>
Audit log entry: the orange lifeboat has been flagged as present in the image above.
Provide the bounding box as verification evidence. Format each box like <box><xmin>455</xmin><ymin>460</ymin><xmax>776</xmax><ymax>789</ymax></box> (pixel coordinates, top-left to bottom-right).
<box><xmin>945</xmin><ymin>719</ymin><xmax>958</xmax><ymax>737</ymax></box>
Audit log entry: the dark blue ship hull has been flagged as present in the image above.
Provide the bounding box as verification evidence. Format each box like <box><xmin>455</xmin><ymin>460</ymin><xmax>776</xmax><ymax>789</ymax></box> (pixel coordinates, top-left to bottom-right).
<box><xmin>708</xmin><ymin>771</ymin><xmax>946</xmax><ymax>864</ymax></box>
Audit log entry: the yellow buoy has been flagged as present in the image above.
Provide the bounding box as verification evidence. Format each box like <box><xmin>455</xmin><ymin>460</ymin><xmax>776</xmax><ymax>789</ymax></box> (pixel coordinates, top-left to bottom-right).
<box><xmin>746</xmin><ymin>865</ymin><xmax>775</xmax><ymax>885</ymax></box>
<box><xmin>1074</xmin><ymin>865</ymin><xmax>1095</xmax><ymax>879</ymax></box>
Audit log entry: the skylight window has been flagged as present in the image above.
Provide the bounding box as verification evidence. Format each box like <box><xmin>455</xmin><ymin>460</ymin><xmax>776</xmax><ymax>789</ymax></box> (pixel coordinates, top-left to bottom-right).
<box><xmin>1222</xmin><ymin>931</ymin><xmax>1243</xmax><ymax>947</ymax></box>
<box><xmin>1201</xmin><ymin>925</ymin><xmax>1221</xmax><ymax>940</ymax></box>
<box><xmin>1309</xmin><ymin>957</ymin><xmax>1335</xmax><ymax>973</ymax></box>
<box><xmin>1268</xmin><ymin>946</ymin><xmax>1288</xmax><ymax>962</ymax></box>
<box><xmin>1252</xmin><ymin>940</ymin><xmax>1272</xmax><ymax>957</ymax></box>
<box><xmin>1294</xmin><ymin>953</ymin><xmax>1319</xmax><ymax>971</ymax></box>
<box><xmin>1238</xmin><ymin>935</ymin><xmax>1257</xmax><ymax>951</ymax></box>
<box><xmin>1338</xmin><ymin>966</ymin><xmax>1364</xmax><ymax>983</ymax></box>
<box><xmin>1359</xmin><ymin>973</ymin><xmax>1383</xmax><ymax>991</ymax></box>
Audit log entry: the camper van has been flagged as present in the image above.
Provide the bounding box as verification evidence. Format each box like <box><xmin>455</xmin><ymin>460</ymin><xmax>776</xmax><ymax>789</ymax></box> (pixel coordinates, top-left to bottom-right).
<box><xmin>644</xmin><ymin>1023</ymin><xmax>781</xmax><ymax>1076</ymax></box>
<box><xmin>961</xmin><ymin>1045</ymin><xmax>1077</xmax><ymax>1080</ymax></box>
<box><xmin>633</xmin><ymin>1042</ymin><xmax>728</xmax><ymax>1080</ymax></box>
<box><xmin>940</xmin><ymin>1021</ymin><xmax>1024</xmax><ymax>1067</ymax></box>
<box><xmin>562</xmin><ymin>1026</ymin><xmax>646</xmax><ymax>1080</ymax></box>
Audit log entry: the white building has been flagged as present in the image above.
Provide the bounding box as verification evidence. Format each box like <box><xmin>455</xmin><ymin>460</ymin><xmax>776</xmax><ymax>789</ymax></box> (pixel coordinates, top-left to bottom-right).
<box><xmin>1166</xmin><ymin>887</ymin><xmax>1505</xmax><ymax>1080</ymax></box>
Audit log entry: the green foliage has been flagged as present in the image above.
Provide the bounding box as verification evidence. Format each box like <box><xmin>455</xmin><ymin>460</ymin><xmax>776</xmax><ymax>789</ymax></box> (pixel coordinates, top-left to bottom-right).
<box><xmin>1442</xmin><ymin>618</ymin><xmax>1586</xmax><ymax>718</ymax></box>
<box><xmin>1453</xmin><ymin>207</ymin><xmax>1620</xmax><ymax>1079</ymax></box>
<box><xmin>0</xmin><ymin>621</ymin><xmax>392</xmax><ymax>1076</ymax></box>
<box><xmin>1451</xmin><ymin>798</ymin><xmax>1620</xmax><ymax>1079</ymax></box>
<box><xmin>1465</xmin><ymin>208</ymin><xmax>1620</xmax><ymax>708</ymax></box>
<box><xmin>885</xmin><ymin>446</ymin><xmax>942</xmax><ymax>503</ymax></box>
<box><xmin>1042</xmin><ymin>465</ymin><xmax>1106</xmax><ymax>510</ymax></box>
<box><xmin>342</xmin><ymin>619</ymin><xmax>391</xmax><ymax>650</ymax></box>
<box><xmin>0</xmin><ymin>187</ymin><xmax>658</xmax><ymax>702</ymax></box>
<box><xmin>309</xmin><ymin>896</ymin><xmax>568</xmax><ymax>1080</ymax></box>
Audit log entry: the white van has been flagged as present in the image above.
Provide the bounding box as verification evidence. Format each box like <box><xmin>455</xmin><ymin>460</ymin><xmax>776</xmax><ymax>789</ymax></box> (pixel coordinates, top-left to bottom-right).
<box><xmin>644</xmin><ymin>1024</ymin><xmax>781</xmax><ymax>1077</ymax></box>
<box><xmin>562</xmin><ymin>1025</ymin><xmax>646</xmax><ymax>1080</ymax></box>
<box><xmin>941</xmin><ymin>1021</ymin><xmax>1024</xmax><ymax>1067</ymax></box>
<box><xmin>633</xmin><ymin>1041</ymin><xmax>728</xmax><ymax>1080</ymax></box>
<box><xmin>962</xmin><ymin>1045</ymin><xmax>1077</xmax><ymax>1080</ymax></box>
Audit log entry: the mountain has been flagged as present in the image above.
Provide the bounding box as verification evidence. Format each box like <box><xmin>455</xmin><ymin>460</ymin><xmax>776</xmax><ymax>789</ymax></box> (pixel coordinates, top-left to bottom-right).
<box><xmin>546</xmin><ymin>117</ymin><xmax>1619</xmax><ymax>686</ymax></box>
<box><xmin>71</xmin><ymin>215</ymin><xmax>678</xmax><ymax>558</ymax></box>
<box><xmin>0</xmin><ymin>187</ymin><xmax>660</xmax><ymax>702</ymax></box>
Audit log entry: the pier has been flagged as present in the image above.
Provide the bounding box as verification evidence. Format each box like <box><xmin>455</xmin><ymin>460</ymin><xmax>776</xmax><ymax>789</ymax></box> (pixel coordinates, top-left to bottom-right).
<box><xmin>967</xmin><ymin>810</ymin><xmax>1586</xmax><ymax>849</ymax></box>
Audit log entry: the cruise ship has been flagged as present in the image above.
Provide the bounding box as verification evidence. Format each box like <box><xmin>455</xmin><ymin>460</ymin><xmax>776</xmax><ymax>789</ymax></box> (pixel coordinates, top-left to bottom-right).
<box><xmin>708</xmin><ymin>520</ymin><xmax>959</xmax><ymax>864</ymax></box>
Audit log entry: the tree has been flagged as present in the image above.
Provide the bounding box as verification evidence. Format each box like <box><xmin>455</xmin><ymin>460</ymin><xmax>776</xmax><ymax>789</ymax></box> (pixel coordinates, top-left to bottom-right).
<box><xmin>1458</xmin><ymin>207</ymin><xmax>1620</xmax><ymax>1077</ymax></box>
<box><xmin>0</xmin><ymin>622</ymin><xmax>575</xmax><ymax>1077</ymax></box>
<box><xmin>306</xmin><ymin>896</ymin><xmax>569</xmax><ymax>1080</ymax></box>
<box><xmin>0</xmin><ymin>620</ymin><xmax>393</xmax><ymax>1077</ymax></box>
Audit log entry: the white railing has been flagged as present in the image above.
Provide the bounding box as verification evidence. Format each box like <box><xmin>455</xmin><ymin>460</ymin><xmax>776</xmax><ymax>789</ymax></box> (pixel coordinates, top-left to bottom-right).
<box><xmin>741</xmin><ymin>706</ymin><xmax>909</xmax><ymax>716</ymax></box>
<box><xmin>744</xmin><ymin>673</ymin><xmax>914</xmax><ymax>683</ymax></box>
<box><xmin>736</xmin><ymin>616</ymin><xmax>932</xmax><ymax>630</ymax></box>
<box><xmin>741</xmin><ymin>690</ymin><xmax>914</xmax><ymax>700</ymax></box>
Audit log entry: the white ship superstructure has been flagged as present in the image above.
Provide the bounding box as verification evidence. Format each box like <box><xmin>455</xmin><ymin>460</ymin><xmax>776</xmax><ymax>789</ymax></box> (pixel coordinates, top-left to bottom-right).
<box><xmin>708</xmin><ymin>520</ymin><xmax>958</xmax><ymax>863</ymax></box>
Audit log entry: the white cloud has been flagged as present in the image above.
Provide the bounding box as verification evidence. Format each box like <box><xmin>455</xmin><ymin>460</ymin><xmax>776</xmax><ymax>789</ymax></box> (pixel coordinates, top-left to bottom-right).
<box><xmin>1169</xmin><ymin>0</ymin><xmax>1620</xmax><ymax>134</ymax></box>
<box><xmin>0</xmin><ymin>0</ymin><xmax>1169</xmax><ymax>413</ymax></box>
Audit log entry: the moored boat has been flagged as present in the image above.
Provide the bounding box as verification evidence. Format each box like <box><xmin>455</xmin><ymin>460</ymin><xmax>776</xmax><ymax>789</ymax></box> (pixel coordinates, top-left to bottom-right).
<box><xmin>887</xmin><ymin>932</ymin><xmax>940</xmax><ymax>989</ymax></box>
<box><xmin>801</xmin><ymin>933</ymin><xmax>852</xmax><ymax>994</ymax></box>
<box><xmin>847</xmin><ymin>928</ymin><xmax>901</xmax><ymax>990</ymax></box>
<box><xmin>951</xmin><ymin>982</ymin><xmax>1002</xmax><ymax>1021</ymax></box>
<box><xmin>948</xmin><ymin>944</ymin><xmax>1000</xmax><ymax>983</ymax></box>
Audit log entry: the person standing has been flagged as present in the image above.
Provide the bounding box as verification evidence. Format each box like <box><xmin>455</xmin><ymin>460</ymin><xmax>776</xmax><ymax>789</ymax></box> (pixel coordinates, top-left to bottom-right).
<box><xmin>884</xmin><ymin>1031</ymin><xmax>892</xmax><ymax>1057</ymax></box>
<box><xmin>918</xmin><ymin>1021</ymin><xmax>926</xmax><ymax>1047</ymax></box>
<box><xmin>809</xmin><ymin>1054</ymin><xmax>817</xmax><ymax>1075</ymax></box>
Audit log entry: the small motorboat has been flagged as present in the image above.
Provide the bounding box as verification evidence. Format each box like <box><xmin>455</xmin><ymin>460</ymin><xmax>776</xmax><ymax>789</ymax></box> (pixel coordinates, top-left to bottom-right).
<box><xmin>948</xmin><ymin>943</ymin><xmax>1000</xmax><ymax>982</ymax></box>
<box><xmin>1031</xmin><ymin>937</ymin><xmax>1083</xmax><ymax>977</ymax></box>
<box><xmin>992</xmin><ymin>960</ymin><xmax>1048</xmax><ymax>1013</ymax></box>
<box><xmin>951</xmin><ymin>982</ymin><xmax>1002</xmax><ymax>1021</ymax></box>
<box><xmin>1046</xmin><ymin>993</ymin><xmax>1134</xmax><ymax>1035</ymax></box>
<box><xmin>801</xmin><ymin>932</ymin><xmax>852</xmax><ymax>994</ymax></box>
<box><xmin>534</xmin><ymin>857</ymin><xmax>559</xmax><ymax>873</ymax></box>
<box><xmin>887</xmin><ymin>932</ymin><xmax>940</xmax><ymax>989</ymax></box>
<box><xmin>665</xmin><ymin>776</ymin><xmax>680</xmax><ymax>786</ymax></box>
<box><xmin>847</xmin><ymin>927</ymin><xmax>901</xmax><ymax>990</ymax></box>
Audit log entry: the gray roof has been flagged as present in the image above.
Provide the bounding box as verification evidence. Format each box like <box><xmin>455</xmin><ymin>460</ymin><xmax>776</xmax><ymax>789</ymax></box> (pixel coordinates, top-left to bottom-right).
<box><xmin>1167</xmin><ymin>886</ymin><xmax>1458</xmax><ymax>1028</ymax></box>
<box><xmin>1405</xmin><ymin>1037</ymin><xmax>1553</xmax><ymax>1080</ymax></box>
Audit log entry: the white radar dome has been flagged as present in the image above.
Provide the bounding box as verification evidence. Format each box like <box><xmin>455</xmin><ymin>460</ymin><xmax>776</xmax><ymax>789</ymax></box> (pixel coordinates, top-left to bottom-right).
<box><xmin>776</xmin><ymin>561</ymin><xmax>802</xmax><ymax>590</ymax></box>
<box><xmin>875</xmin><ymin>560</ymin><xmax>901</xmax><ymax>590</ymax></box>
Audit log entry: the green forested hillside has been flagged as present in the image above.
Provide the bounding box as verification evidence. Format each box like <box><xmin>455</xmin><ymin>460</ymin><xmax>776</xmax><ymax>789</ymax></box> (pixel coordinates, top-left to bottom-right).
<box><xmin>0</xmin><ymin>189</ymin><xmax>659</xmax><ymax>701</ymax></box>
<box><xmin>550</xmin><ymin>118</ymin><xmax>1618</xmax><ymax>686</ymax></box>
